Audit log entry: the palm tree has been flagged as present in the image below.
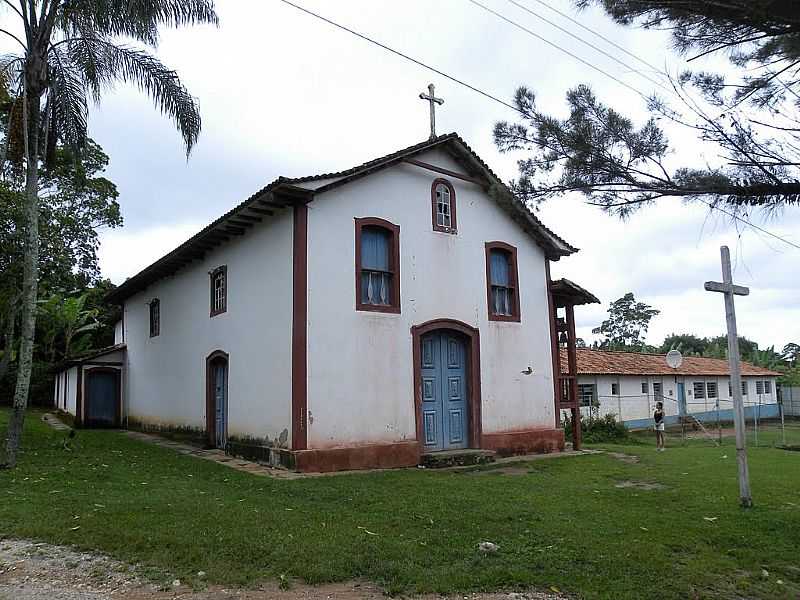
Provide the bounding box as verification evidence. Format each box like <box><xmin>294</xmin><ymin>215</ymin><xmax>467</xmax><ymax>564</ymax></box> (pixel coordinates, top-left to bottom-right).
<box><xmin>0</xmin><ymin>1</ymin><xmax>218</xmax><ymax>469</ymax></box>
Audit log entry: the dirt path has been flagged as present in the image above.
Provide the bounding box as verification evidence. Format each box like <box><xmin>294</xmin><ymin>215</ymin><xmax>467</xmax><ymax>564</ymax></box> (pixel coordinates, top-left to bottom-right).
<box><xmin>0</xmin><ymin>539</ymin><xmax>562</xmax><ymax>600</ymax></box>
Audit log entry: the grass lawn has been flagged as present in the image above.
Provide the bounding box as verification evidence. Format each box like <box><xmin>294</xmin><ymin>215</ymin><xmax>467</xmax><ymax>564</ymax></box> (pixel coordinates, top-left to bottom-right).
<box><xmin>1</xmin><ymin>410</ymin><xmax>799</xmax><ymax>599</ymax></box>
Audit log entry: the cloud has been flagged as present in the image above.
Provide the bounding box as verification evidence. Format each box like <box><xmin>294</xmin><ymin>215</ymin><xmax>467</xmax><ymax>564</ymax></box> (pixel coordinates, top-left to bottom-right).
<box><xmin>83</xmin><ymin>0</ymin><xmax>797</xmax><ymax>350</ymax></box>
<box><xmin>98</xmin><ymin>221</ymin><xmax>205</xmax><ymax>285</ymax></box>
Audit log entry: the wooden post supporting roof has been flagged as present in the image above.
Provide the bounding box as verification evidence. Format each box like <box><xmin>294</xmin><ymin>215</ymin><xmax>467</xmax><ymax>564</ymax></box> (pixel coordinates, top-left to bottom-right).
<box><xmin>549</xmin><ymin>278</ymin><xmax>600</xmax><ymax>452</ymax></box>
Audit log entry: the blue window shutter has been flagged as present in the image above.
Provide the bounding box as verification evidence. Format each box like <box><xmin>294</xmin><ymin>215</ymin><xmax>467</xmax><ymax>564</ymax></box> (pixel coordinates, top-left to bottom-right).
<box><xmin>490</xmin><ymin>250</ymin><xmax>510</xmax><ymax>286</ymax></box>
<box><xmin>361</xmin><ymin>227</ymin><xmax>390</xmax><ymax>271</ymax></box>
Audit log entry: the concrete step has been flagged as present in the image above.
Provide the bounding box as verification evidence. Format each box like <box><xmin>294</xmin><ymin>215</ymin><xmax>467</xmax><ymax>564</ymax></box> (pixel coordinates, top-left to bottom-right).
<box><xmin>420</xmin><ymin>449</ymin><xmax>496</xmax><ymax>469</ymax></box>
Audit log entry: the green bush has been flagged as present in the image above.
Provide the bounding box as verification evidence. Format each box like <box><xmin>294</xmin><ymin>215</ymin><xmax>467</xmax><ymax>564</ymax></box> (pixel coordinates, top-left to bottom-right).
<box><xmin>564</xmin><ymin>412</ymin><xmax>630</xmax><ymax>443</ymax></box>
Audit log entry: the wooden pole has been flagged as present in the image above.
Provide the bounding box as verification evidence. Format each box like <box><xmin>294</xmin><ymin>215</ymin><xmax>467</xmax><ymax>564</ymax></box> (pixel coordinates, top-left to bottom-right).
<box><xmin>566</xmin><ymin>303</ymin><xmax>581</xmax><ymax>450</ymax></box>
<box><xmin>705</xmin><ymin>246</ymin><xmax>752</xmax><ymax>508</ymax></box>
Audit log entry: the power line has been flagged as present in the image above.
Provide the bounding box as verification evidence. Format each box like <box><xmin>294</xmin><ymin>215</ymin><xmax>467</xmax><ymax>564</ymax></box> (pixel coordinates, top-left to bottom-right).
<box><xmin>275</xmin><ymin>0</ymin><xmax>521</xmax><ymax>114</ymax></box>
<box><xmin>525</xmin><ymin>0</ymin><xmax>666</xmax><ymax>79</ymax></box>
<box><xmin>466</xmin><ymin>0</ymin><xmax>650</xmax><ymax>101</ymax></box>
<box><xmin>698</xmin><ymin>199</ymin><xmax>800</xmax><ymax>250</ymax></box>
<box><xmin>274</xmin><ymin>0</ymin><xmax>798</xmax><ymax>252</ymax></box>
<box><xmin>501</xmin><ymin>0</ymin><xmax>672</xmax><ymax>95</ymax></box>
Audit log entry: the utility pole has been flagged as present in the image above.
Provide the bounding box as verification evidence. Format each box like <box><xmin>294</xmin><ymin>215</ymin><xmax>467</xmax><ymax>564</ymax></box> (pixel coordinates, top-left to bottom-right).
<box><xmin>704</xmin><ymin>246</ymin><xmax>753</xmax><ymax>508</ymax></box>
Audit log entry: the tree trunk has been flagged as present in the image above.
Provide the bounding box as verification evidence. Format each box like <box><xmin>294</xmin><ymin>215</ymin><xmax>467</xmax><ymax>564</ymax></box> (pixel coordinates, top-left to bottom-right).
<box><xmin>0</xmin><ymin>300</ymin><xmax>18</xmax><ymax>384</ymax></box>
<box><xmin>1</xmin><ymin>87</ymin><xmax>41</xmax><ymax>469</ymax></box>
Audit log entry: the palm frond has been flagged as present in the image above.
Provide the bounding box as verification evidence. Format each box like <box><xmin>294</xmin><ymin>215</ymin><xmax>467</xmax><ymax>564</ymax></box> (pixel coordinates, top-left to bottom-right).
<box><xmin>65</xmin><ymin>37</ymin><xmax>201</xmax><ymax>153</ymax></box>
<box><xmin>47</xmin><ymin>46</ymin><xmax>89</xmax><ymax>152</ymax></box>
<box><xmin>59</xmin><ymin>0</ymin><xmax>218</xmax><ymax>47</ymax></box>
<box><xmin>0</xmin><ymin>54</ymin><xmax>23</xmax><ymax>86</ymax></box>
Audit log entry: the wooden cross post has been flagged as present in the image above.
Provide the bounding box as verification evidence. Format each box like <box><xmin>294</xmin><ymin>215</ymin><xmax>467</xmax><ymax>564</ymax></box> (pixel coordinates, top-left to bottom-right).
<box><xmin>419</xmin><ymin>83</ymin><xmax>444</xmax><ymax>140</ymax></box>
<box><xmin>704</xmin><ymin>246</ymin><xmax>753</xmax><ymax>508</ymax></box>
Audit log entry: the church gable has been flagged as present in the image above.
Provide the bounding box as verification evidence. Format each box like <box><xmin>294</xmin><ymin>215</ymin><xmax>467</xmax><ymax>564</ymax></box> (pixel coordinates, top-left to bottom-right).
<box><xmin>107</xmin><ymin>133</ymin><xmax>575</xmax><ymax>306</ymax></box>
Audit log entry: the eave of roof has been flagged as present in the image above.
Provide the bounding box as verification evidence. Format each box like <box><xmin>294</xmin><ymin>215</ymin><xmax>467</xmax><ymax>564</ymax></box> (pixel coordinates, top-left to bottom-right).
<box><xmin>550</xmin><ymin>278</ymin><xmax>601</xmax><ymax>306</ymax></box>
<box><xmin>106</xmin><ymin>133</ymin><xmax>577</xmax><ymax>304</ymax></box>
<box><xmin>562</xmin><ymin>348</ymin><xmax>782</xmax><ymax>377</ymax></box>
<box><xmin>55</xmin><ymin>343</ymin><xmax>127</xmax><ymax>371</ymax></box>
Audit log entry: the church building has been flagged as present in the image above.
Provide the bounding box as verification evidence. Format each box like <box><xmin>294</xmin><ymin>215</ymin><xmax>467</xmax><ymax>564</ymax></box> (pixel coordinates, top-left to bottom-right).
<box><xmin>52</xmin><ymin>132</ymin><xmax>597</xmax><ymax>472</ymax></box>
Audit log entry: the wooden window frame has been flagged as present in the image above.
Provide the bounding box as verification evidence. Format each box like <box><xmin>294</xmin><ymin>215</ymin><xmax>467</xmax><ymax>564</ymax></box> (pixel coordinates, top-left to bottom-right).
<box><xmin>149</xmin><ymin>298</ymin><xmax>160</xmax><ymax>338</ymax></box>
<box><xmin>485</xmin><ymin>241</ymin><xmax>521</xmax><ymax>322</ymax></box>
<box><xmin>210</xmin><ymin>265</ymin><xmax>228</xmax><ymax>317</ymax></box>
<box><xmin>431</xmin><ymin>178</ymin><xmax>457</xmax><ymax>234</ymax></box>
<box><xmin>355</xmin><ymin>217</ymin><xmax>401</xmax><ymax>314</ymax></box>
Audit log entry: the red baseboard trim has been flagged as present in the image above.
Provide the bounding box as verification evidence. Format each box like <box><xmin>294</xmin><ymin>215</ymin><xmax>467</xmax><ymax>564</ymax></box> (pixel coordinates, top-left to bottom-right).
<box><xmin>293</xmin><ymin>441</ymin><xmax>421</xmax><ymax>473</ymax></box>
<box><xmin>481</xmin><ymin>428</ymin><xmax>565</xmax><ymax>456</ymax></box>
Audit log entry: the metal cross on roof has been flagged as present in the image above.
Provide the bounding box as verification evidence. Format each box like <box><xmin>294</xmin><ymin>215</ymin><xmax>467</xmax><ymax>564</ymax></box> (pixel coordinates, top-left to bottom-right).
<box><xmin>419</xmin><ymin>83</ymin><xmax>444</xmax><ymax>140</ymax></box>
<box><xmin>704</xmin><ymin>245</ymin><xmax>753</xmax><ymax>508</ymax></box>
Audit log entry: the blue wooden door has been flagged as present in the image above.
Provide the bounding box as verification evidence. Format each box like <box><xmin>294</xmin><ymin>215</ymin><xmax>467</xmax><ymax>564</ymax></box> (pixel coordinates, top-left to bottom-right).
<box><xmin>213</xmin><ymin>363</ymin><xmax>227</xmax><ymax>448</ymax></box>
<box><xmin>420</xmin><ymin>331</ymin><xmax>468</xmax><ymax>451</ymax></box>
<box><xmin>86</xmin><ymin>370</ymin><xmax>118</xmax><ymax>427</ymax></box>
<box><xmin>677</xmin><ymin>382</ymin><xmax>686</xmax><ymax>417</ymax></box>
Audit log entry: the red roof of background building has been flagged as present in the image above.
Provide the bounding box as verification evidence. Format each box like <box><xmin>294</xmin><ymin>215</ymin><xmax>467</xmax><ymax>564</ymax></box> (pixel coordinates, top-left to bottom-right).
<box><xmin>561</xmin><ymin>348</ymin><xmax>781</xmax><ymax>377</ymax></box>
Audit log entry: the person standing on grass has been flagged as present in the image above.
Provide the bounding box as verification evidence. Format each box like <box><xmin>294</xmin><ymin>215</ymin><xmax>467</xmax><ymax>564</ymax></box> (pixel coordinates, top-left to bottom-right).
<box><xmin>654</xmin><ymin>401</ymin><xmax>666</xmax><ymax>451</ymax></box>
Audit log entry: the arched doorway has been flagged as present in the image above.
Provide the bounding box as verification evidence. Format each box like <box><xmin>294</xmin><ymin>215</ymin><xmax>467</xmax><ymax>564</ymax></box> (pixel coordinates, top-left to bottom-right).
<box><xmin>206</xmin><ymin>351</ymin><xmax>229</xmax><ymax>448</ymax></box>
<box><xmin>412</xmin><ymin>319</ymin><xmax>482</xmax><ymax>452</ymax></box>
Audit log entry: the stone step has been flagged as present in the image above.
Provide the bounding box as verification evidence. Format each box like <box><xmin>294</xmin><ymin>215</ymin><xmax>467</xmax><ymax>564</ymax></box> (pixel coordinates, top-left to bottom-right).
<box><xmin>420</xmin><ymin>449</ymin><xmax>496</xmax><ymax>469</ymax></box>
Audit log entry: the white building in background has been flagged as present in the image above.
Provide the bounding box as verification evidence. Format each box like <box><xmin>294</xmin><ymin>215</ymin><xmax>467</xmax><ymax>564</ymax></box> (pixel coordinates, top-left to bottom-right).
<box><xmin>53</xmin><ymin>133</ymin><xmax>598</xmax><ymax>472</ymax></box>
<box><xmin>564</xmin><ymin>349</ymin><xmax>782</xmax><ymax>428</ymax></box>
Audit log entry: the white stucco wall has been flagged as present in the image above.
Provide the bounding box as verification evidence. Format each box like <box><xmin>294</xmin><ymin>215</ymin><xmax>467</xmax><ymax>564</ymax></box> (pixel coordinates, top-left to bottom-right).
<box><xmin>570</xmin><ymin>374</ymin><xmax>778</xmax><ymax>425</ymax></box>
<box><xmin>65</xmin><ymin>366</ymin><xmax>78</xmax><ymax>415</ymax></box>
<box><xmin>306</xmin><ymin>148</ymin><xmax>558</xmax><ymax>449</ymax></box>
<box><xmin>122</xmin><ymin>209</ymin><xmax>294</xmax><ymax>444</ymax></box>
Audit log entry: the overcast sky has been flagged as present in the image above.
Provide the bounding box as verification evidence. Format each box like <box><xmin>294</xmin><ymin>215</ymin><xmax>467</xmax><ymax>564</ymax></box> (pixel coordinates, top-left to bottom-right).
<box><xmin>72</xmin><ymin>0</ymin><xmax>798</xmax><ymax>350</ymax></box>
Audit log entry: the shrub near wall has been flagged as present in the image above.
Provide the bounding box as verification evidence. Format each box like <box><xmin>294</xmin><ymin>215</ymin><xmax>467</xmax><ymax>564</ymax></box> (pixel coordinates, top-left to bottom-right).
<box><xmin>564</xmin><ymin>413</ymin><xmax>630</xmax><ymax>444</ymax></box>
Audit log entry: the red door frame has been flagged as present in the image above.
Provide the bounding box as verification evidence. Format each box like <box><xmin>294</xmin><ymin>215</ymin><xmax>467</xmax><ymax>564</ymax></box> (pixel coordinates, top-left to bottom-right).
<box><xmin>411</xmin><ymin>319</ymin><xmax>482</xmax><ymax>449</ymax></box>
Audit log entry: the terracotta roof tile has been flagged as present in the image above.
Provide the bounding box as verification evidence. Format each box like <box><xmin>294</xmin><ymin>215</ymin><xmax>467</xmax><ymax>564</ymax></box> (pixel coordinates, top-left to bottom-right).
<box><xmin>561</xmin><ymin>348</ymin><xmax>781</xmax><ymax>377</ymax></box>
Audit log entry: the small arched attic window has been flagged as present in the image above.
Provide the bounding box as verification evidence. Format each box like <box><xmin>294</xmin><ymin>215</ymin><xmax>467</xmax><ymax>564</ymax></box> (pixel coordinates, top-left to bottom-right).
<box><xmin>431</xmin><ymin>179</ymin><xmax>457</xmax><ymax>234</ymax></box>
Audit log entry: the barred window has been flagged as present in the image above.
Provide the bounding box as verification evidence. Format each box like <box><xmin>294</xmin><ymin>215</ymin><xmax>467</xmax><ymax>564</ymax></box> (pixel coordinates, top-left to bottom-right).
<box><xmin>706</xmin><ymin>382</ymin><xmax>717</xmax><ymax>399</ymax></box>
<box><xmin>764</xmin><ymin>381</ymin><xmax>772</xmax><ymax>394</ymax></box>
<box><xmin>432</xmin><ymin>179</ymin><xmax>457</xmax><ymax>233</ymax></box>
<box><xmin>756</xmin><ymin>381</ymin><xmax>764</xmax><ymax>395</ymax></box>
<box><xmin>693</xmin><ymin>382</ymin><xmax>706</xmax><ymax>399</ymax></box>
<box><xmin>578</xmin><ymin>384</ymin><xmax>597</xmax><ymax>407</ymax></box>
<box><xmin>149</xmin><ymin>299</ymin><xmax>160</xmax><ymax>337</ymax></box>
<box><xmin>210</xmin><ymin>266</ymin><xmax>227</xmax><ymax>317</ymax></box>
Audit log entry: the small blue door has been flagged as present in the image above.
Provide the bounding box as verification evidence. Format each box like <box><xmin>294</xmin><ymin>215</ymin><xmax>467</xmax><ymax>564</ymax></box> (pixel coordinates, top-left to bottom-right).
<box><xmin>420</xmin><ymin>331</ymin><xmax>468</xmax><ymax>451</ymax></box>
<box><xmin>85</xmin><ymin>370</ymin><xmax>118</xmax><ymax>427</ymax></box>
<box><xmin>213</xmin><ymin>362</ymin><xmax>227</xmax><ymax>448</ymax></box>
<box><xmin>677</xmin><ymin>382</ymin><xmax>686</xmax><ymax>417</ymax></box>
